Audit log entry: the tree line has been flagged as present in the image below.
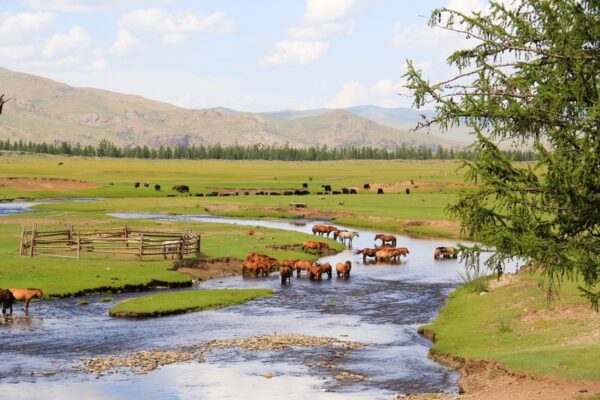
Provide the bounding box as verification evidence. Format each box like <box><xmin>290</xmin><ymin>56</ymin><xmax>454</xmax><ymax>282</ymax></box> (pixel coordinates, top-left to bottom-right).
<box><xmin>0</xmin><ymin>138</ymin><xmax>536</xmax><ymax>161</ymax></box>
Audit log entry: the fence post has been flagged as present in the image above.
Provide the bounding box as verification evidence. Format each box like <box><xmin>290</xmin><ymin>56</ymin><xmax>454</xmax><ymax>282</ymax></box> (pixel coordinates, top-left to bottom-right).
<box><xmin>68</xmin><ymin>224</ymin><xmax>73</xmax><ymax>245</ymax></box>
<box><xmin>30</xmin><ymin>222</ymin><xmax>36</xmax><ymax>257</ymax></box>
<box><xmin>138</xmin><ymin>233</ymin><xmax>144</xmax><ymax>261</ymax></box>
<box><xmin>124</xmin><ymin>226</ymin><xmax>129</xmax><ymax>248</ymax></box>
<box><xmin>178</xmin><ymin>236</ymin><xmax>184</xmax><ymax>260</ymax></box>
<box><xmin>19</xmin><ymin>226</ymin><xmax>25</xmax><ymax>255</ymax></box>
<box><xmin>76</xmin><ymin>231</ymin><xmax>81</xmax><ymax>260</ymax></box>
<box><xmin>196</xmin><ymin>234</ymin><xmax>201</xmax><ymax>257</ymax></box>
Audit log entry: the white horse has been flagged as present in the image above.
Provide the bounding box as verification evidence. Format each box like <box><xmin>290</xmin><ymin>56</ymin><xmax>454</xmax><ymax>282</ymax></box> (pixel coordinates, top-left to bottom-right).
<box><xmin>338</xmin><ymin>231</ymin><xmax>359</xmax><ymax>247</ymax></box>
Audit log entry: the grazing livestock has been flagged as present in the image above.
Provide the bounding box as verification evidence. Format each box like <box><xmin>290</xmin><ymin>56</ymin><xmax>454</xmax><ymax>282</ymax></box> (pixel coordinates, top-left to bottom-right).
<box><xmin>302</xmin><ymin>241</ymin><xmax>329</xmax><ymax>253</ymax></box>
<box><xmin>321</xmin><ymin>184</ymin><xmax>332</xmax><ymax>192</ymax></box>
<box><xmin>375</xmin><ymin>247</ymin><xmax>409</xmax><ymax>263</ymax></box>
<box><xmin>302</xmin><ymin>183</ymin><xmax>308</xmax><ymax>188</ymax></box>
<box><xmin>9</xmin><ymin>288</ymin><xmax>43</xmax><ymax>313</ymax></box>
<box><xmin>134</xmin><ymin>182</ymin><xmax>141</xmax><ymax>188</ymax></box>
<box><xmin>342</xmin><ymin>188</ymin><xmax>350</xmax><ymax>194</ymax></box>
<box><xmin>242</xmin><ymin>260</ymin><xmax>264</xmax><ymax>277</ymax></box>
<box><xmin>406</xmin><ymin>188</ymin><xmax>410</xmax><ymax>195</ymax></box>
<box><xmin>349</xmin><ymin>188</ymin><xmax>357</xmax><ymax>194</ymax></box>
<box><xmin>308</xmin><ymin>263</ymin><xmax>332</xmax><ymax>281</ymax></box>
<box><xmin>1</xmin><ymin>289</ymin><xmax>15</xmax><ymax>315</ymax></box>
<box><xmin>172</xmin><ymin>185</ymin><xmax>190</xmax><ymax>193</ymax></box>
<box><xmin>377</xmin><ymin>188</ymin><xmax>384</xmax><ymax>194</ymax></box>
<box><xmin>312</xmin><ymin>225</ymin><xmax>338</xmax><ymax>237</ymax></box>
<box><xmin>58</xmin><ymin>162</ymin><xmax>64</xmax><ymax>166</ymax></box>
<box><xmin>294</xmin><ymin>260</ymin><xmax>313</xmax><ymax>277</ymax></box>
<box><xmin>155</xmin><ymin>184</ymin><xmax>161</xmax><ymax>191</ymax></box>
<box><xmin>280</xmin><ymin>265</ymin><xmax>293</xmax><ymax>284</ymax></box>
<box><xmin>434</xmin><ymin>246</ymin><xmax>458</xmax><ymax>259</ymax></box>
<box><xmin>246</xmin><ymin>229</ymin><xmax>255</xmax><ymax>236</ymax></box>
<box><xmin>336</xmin><ymin>261</ymin><xmax>352</xmax><ymax>278</ymax></box>
<box><xmin>143</xmin><ymin>182</ymin><xmax>150</xmax><ymax>188</ymax></box>
<box><xmin>338</xmin><ymin>231</ymin><xmax>359</xmax><ymax>246</ymax></box>
<box><xmin>355</xmin><ymin>248</ymin><xmax>377</xmax><ymax>262</ymax></box>
<box><xmin>245</xmin><ymin>253</ymin><xmax>279</xmax><ymax>275</ymax></box>
<box><xmin>375</xmin><ymin>234</ymin><xmax>396</xmax><ymax>247</ymax></box>
<box><xmin>363</xmin><ymin>183</ymin><xmax>371</xmax><ymax>190</ymax></box>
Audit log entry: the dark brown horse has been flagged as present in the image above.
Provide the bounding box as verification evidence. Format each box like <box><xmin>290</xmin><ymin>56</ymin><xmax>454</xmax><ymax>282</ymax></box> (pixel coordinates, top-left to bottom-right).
<box><xmin>355</xmin><ymin>248</ymin><xmax>377</xmax><ymax>262</ymax></box>
<box><xmin>311</xmin><ymin>225</ymin><xmax>338</xmax><ymax>237</ymax></box>
<box><xmin>308</xmin><ymin>263</ymin><xmax>332</xmax><ymax>281</ymax></box>
<box><xmin>1</xmin><ymin>289</ymin><xmax>15</xmax><ymax>315</ymax></box>
<box><xmin>375</xmin><ymin>234</ymin><xmax>396</xmax><ymax>247</ymax></box>
<box><xmin>336</xmin><ymin>261</ymin><xmax>352</xmax><ymax>278</ymax></box>
<box><xmin>280</xmin><ymin>265</ymin><xmax>293</xmax><ymax>284</ymax></box>
<box><xmin>434</xmin><ymin>246</ymin><xmax>458</xmax><ymax>259</ymax></box>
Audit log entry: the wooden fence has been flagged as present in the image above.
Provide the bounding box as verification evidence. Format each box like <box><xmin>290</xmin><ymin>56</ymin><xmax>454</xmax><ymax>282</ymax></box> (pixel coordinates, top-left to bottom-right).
<box><xmin>20</xmin><ymin>223</ymin><xmax>201</xmax><ymax>260</ymax></box>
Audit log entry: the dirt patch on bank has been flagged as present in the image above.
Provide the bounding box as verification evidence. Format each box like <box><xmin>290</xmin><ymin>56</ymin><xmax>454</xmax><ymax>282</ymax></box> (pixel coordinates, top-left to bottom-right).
<box><xmin>403</xmin><ymin>350</ymin><xmax>600</xmax><ymax>400</ymax></box>
<box><xmin>369</xmin><ymin>181</ymin><xmax>475</xmax><ymax>193</ymax></box>
<box><xmin>173</xmin><ymin>257</ymin><xmax>242</xmax><ymax>280</ymax></box>
<box><xmin>0</xmin><ymin>177</ymin><xmax>99</xmax><ymax>191</ymax></box>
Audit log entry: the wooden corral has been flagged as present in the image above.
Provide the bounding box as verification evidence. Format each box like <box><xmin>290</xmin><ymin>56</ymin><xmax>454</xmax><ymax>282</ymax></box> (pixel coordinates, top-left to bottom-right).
<box><xmin>19</xmin><ymin>223</ymin><xmax>200</xmax><ymax>260</ymax></box>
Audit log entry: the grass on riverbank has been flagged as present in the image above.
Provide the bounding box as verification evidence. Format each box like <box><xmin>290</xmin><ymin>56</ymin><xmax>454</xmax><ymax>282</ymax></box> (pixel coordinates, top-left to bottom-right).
<box><xmin>0</xmin><ymin>212</ymin><xmax>340</xmax><ymax>297</ymax></box>
<box><xmin>109</xmin><ymin>289</ymin><xmax>274</xmax><ymax>318</ymax></box>
<box><xmin>422</xmin><ymin>273</ymin><xmax>600</xmax><ymax>381</ymax></box>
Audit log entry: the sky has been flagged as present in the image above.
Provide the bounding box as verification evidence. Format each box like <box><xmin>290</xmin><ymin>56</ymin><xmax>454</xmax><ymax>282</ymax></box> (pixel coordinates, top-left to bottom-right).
<box><xmin>0</xmin><ymin>0</ymin><xmax>490</xmax><ymax>112</ymax></box>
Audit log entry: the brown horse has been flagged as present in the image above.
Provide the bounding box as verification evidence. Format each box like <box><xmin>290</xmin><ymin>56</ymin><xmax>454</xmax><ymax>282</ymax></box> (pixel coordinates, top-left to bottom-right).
<box><xmin>302</xmin><ymin>241</ymin><xmax>329</xmax><ymax>253</ymax></box>
<box><xmin>434</xmin><ymin>246</ymin><xmax>458</xmax><ymax>259</ymax></box>
<box><xmin>355</xmin><ymin>248</ymin><xmax>377</xmax><ymax>262</ymax></box>
<box><xmin>374</xmin><ymin>234</ymin><xmax>396</xmax><ymax>247</ymax></box>
<box><xmin>10</xmin><ymin>288</ymin><xmax>43</xmax><ymax>312</ymax></box>
<box><xmin>311</xmin><ymin>225</ymin><xmax>338</xmax><ymax>237</ymax></box>
<box><xmin>294</xmin><ymin>260</ymin><xmax>314</xmax><ymax>277</ymax></box>
<box><xmin>280</xmin><ymin>265</ymin><xmax>293</xmax><ymax>284</ymax></box>
<box><xmin>245</xmin><ymin>253</ymin><xmax>279</xmax><ymax>276</ymax></box>
<box><xmin>308</xmin><ymin>263</ymin><xmax>332</xmax><ymax>281</ymax></box>
<box><xmin>1</xmin><ymin>289</ymin><xmax>15</xmax><ymax>315</ymax></box>
<box><xmin>336</xmin><ymin>261</ymin><xmax>352</xmax><ymax>278</ymax></box>
<box><xmin>242</xmin><ymin>260</ymin><xmax>264</xmax><ymax>277</ymax></box>
<box><xmin>392</xmin><ymin>247</ymin><xmax>410</xmax><ymax>260</ymax></box>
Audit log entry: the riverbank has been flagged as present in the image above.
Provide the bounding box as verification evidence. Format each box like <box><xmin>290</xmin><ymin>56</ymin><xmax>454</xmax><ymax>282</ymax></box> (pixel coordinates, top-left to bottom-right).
<box><xmin>413</xmin><ymin>272</ymin><xmax>600</xmax><ymax>399</ymax></box>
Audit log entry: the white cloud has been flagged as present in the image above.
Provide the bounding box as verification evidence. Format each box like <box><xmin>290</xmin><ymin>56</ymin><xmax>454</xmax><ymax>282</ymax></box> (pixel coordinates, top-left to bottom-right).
<box><xmin>21</xmin><ymin>0</ymin><xmax>169</xmax><ymax>13</ymax></box>
<box><xmin>326</xmin><ymin>79</ymin><xmax>406</xmax><ymax>109</ymax></box>
<box><xmin>42</xmin><ymin>26</ymin><xmax>92</xmax><ymax>58</ymax></box>
<box><xmin>109</xmin><ymin>29</ymin><xmax>138</xmax><ymax>55</ymax></box>
<box><xmin>0</xmin><ymin>45</ymin><xmax>36</xmax><ymax>60</ymax></box>
<box><xmin>305</xmin><ymin>0</ymin><xmax>358</xmax><ymax>22</ymax></box>
<box><xmin>288</xmin><ymin>20</ymin><xmax>355</xmax><ymax>40</ymax></box>
<box><xmin>0</xmin><ymin>11</ymin><xmax>55</xmax><ymax>45</ymax></box>
<box><xmin>446</xmin><ymin>0</ymin><xmax>487</xmax><ymax>14</ymax></box>
<box><xmin>119</xmin><ymin>8</ymin><xmax>235</xmax><ymax>45</ymax></box>
<box><xmin>259</xmin><ymin>40</ymin><xmax>328</xmax><ymax>66</ymax></box>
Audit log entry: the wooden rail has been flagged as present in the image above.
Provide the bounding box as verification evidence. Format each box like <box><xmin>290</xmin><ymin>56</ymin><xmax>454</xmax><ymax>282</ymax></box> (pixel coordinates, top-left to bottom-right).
<box><xmin>20</xmin><ymin>224</ymin><xmax>201</xmax><ymax>260</ymax></box>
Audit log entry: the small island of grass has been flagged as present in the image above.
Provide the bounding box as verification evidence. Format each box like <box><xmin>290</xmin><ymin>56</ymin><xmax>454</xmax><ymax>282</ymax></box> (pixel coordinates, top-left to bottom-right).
<box><xmin>109</xmin><ymin>289</ymin><xmax>274</xmax><ymax>318</ymax></box>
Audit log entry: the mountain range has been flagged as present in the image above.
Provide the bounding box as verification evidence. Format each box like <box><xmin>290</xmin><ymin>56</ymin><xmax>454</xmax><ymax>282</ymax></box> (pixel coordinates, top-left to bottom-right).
<box><xmin>0</xmin><ymin>67</ymin><xmax>468</xmax><ymax>149</ymax></box>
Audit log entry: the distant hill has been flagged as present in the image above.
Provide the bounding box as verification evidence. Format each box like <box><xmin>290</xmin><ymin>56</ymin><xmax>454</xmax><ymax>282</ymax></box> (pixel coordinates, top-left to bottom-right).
<box><xmin>0</xmin><ymin>67</ymin><xmax>465</xmax><ymax>149</ymax></box>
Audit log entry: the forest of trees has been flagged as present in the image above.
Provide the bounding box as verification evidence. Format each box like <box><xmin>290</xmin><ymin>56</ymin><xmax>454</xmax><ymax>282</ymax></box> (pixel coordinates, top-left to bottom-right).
<box><xmin>0</xmin><ymin>138</ymin><xmax>536</xmax><ymax>162</ymax></box>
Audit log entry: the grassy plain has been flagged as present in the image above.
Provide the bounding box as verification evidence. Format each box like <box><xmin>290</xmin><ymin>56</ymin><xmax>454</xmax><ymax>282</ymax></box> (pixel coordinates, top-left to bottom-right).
<box><xmin>422</xmin><ymin>273</ymin><xmax>600</xmax><ymax>381</ymax></box>
<box><xmin>0</xmin><ymin>211</ymin><xmax>341</xmax><ymax>297</ymax></box>
<box><xmin>109</xmin><ymin>289</ymin><xmax>274</xmax><ymax>318</ymax></box>
<box><xmin>0</xmin><ymin>152</ymin><xmax>465</xmax><ymax>237</ymax></box>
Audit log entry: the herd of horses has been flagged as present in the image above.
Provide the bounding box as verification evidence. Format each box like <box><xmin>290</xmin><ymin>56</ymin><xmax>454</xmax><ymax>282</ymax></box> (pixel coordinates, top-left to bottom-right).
<box><xmin>242</xmin><ymin>225</ymin><xmax>459</xmax><ymax>285</ymax></box>
<box><xmin>0</xmin><ymin>288</ymin><xmax>43</xmax><ymax>316</ymax></box>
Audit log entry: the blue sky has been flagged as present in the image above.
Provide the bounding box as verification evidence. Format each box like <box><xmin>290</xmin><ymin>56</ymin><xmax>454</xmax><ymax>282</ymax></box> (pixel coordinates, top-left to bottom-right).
<box><xmin>0</xmin><ymin>0</ymin><xmax>488</xmax><ymax>111</ymax></box>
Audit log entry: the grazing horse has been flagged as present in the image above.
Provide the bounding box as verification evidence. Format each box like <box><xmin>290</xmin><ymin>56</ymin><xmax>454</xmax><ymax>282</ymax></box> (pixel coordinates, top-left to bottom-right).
<box><xmin>308</xmin><ymin>263</ymin><xmax>332</xmax><ymax>281</ymax></box>
<box><xmin>312</xmin><ymin>225</ymin><xmax>338</xmax><ymax>237</ymax></box>
<box><xmin>9</xmin><ymin>288</ymin><xmax>43</xmax><ymax>313</ymax></box>
<box><xmin>338</xmin><ymin>231</ymin><xmax>359</xmax><ymax>246</ymax></box>
<box><xmin>245</xmin><ymin>253</ymin><xmax>279</xmax><ymax>276</ymax></box>
<box><xmin>242</xmin><ymin>260</ymin><xmax>263</xmax><ymax>277</ymax></box>
<box><xmin>280</xmin><ymin>265</ymin><xmax>293</xmax><ymax>284</ymax></box>
<box><xmin>294</xmin><ymin>260</ymin><xmax>314</xmax><ymax>277</ymax></box>
<box><xmin>302</xmin><ymin>241</ymin><xmax>329</xmax><ymax>253</ymax></box>
<box><xmin>375</xmin><ymin>234</ymin><xmax>396</xmax><ymax>247</ymax></box>
<box><xmin>1</xmin><ymin>289</ymin><xmax>15</xmax><ymax>315</ymax></box>
<box><xmin>434</xmin><ymin>246</ymin><xmax>458</xmax><ymax>259</ymax></box>
<box><xmin>355</xmin><ymin>248</ymin><xmax>377</xmax><ymax>262</ymax></box>
<box><xmin>391</xmin><ymin>247</ymin><xmax>410</xmax><ymax>260</ymax></box>
<box><xmin>336</xmin><ymin>261</ymin><xmax>352</xmax><ymax>278</ymax></box>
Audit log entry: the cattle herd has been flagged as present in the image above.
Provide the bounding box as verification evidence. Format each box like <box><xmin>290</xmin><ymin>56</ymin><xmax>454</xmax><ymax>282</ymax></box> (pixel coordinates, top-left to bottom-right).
<box><xmin>242</xmin><ymin>224</ymin><xmax>458</xmax><ymax>285</ymax></box>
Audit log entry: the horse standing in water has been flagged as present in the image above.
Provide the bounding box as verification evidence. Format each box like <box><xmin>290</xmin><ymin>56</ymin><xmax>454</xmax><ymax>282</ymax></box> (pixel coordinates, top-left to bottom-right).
<box><xmin>374</xmin><ymin>234</ymin><xmax>396</xmax><ymax>247</ymax></box>
<box><xmin>1</xmin><ymin>289</ymin><xmax>15</xmax><ymax>315</ymax></box>
<box><xmin>10</xmin><ymin>288</ymin><xmax>43</xmax><ymax>313</ymax></box>
<box><xmin>338</xmin><ymin>231</ymin><xmax>359</xmax><ymax>246</ymax></box>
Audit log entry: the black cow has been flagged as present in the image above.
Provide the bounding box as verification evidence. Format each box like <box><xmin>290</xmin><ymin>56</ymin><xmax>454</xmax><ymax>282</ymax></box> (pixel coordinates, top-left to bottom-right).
<box><xmin>172</xmin><ymin>185</ymin><xmax>190</xmax><ymax>193</ymax></box>
<box><xmin>302</xmin><ymin>183</ymin><xmax>309</xmax><ymax>188</ymax></box>
<box><xmin>154</xmin><ymin>184</ymin><xmax>161</xmax><ymax>191</ymax></box>
<box><xmin>377</xmin><ymin>188</ymin><xmax>384</xmax><ymax>194</ymax></box>
<box><xmin>321</xmin><ymin>185</ymin><xmax>332</xmax><ymax>192</ymax></box>
<box><xmin>406</xmin><ymin>188</ymin><xmax>410</xmax><ymax>195</ymax></box>
<box><xmin>134</xmin><ymin>182</ymin><xmax>141</xmax><ymax>188</ymax></box>
<box><xmin>363</xmin><ymin>183</ymin><xmax>370</xmax><ymax>190</ymax></box>
<box><xmin>341</xmin><ymin>188</ymin><xmax>350</xmax><ymax>194</ymax></box>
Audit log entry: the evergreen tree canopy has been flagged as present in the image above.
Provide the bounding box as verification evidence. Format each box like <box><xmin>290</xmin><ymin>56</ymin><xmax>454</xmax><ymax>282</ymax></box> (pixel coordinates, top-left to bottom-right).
<box><xmin>405</xmin><ymin>0</ymin><xmax>600</xmax><ymax>307</ymax></box>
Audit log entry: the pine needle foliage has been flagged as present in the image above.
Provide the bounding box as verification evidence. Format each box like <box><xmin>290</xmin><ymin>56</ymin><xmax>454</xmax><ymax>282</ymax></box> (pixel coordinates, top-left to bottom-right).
<box><xmin>405</xmin><ymin>1</ymin><xmax>600</xmax><ymax>308</ymax></box>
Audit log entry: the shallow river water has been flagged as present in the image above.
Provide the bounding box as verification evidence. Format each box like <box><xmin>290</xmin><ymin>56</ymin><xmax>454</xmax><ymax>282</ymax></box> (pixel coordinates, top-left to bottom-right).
<box><xmin>0</xmin><ymin>210</ymin><xmax>508</xmax><ymax>399</ymax></box>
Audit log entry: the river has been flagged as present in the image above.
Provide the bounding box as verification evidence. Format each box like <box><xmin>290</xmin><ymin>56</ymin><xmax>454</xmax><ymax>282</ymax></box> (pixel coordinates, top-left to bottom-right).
<box><xmin>0</xmin><ymin>208</ymin><xmax>508</xmax><ymax>399</ymax></box>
